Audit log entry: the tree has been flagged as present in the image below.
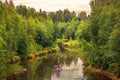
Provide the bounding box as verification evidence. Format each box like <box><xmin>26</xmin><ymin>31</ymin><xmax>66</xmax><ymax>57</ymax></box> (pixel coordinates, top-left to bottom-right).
<box><xmin>78</xmin><ymin>0</ymin><xmax>120</xmax><ymax>76</ymax></box>
<box><xmin>75</xmin><ymin>20</ymin><xmax>90</xmax><ymax>41</ymax></box>
<box><xmin>78</xmin><ymin>11</ymin><xmax>87</xmax><ymax>20</ymax></box>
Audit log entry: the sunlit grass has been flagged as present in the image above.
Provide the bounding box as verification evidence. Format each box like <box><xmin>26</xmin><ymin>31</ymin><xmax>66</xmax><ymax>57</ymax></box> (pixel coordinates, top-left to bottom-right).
<box><xmin>6</xmin><ymin>64</ymin><xmax>24</xmax><ymax>74</ymax></box>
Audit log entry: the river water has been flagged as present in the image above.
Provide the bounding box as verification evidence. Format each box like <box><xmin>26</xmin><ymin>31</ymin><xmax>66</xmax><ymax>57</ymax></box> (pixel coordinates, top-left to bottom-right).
<box><xmin>51</xmin><ymin>58</ymin><xmax>86</xmax><ymax>80</ymax></box>
<box><xmin>5</xmin><ymin>53</ymin><xmax>114</xmax><ymax>80</ymax></box>
<box><xmin>6</xmin><ymin>54</ymin><xmax>86</xmax><ymax>80</ymax></box>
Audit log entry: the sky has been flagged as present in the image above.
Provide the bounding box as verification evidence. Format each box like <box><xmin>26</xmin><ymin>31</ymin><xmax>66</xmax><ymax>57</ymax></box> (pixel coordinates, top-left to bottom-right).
<box><xmin>12</xmin><ymin>0</ymin><xmax>91</xmax><ymax>14</ymax></box>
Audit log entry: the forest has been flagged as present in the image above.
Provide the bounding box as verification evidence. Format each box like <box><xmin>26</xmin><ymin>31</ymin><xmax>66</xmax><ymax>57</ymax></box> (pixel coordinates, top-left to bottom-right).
<box><xmin>0</xmin><ymin>0</ymin><xmax>120</xmax><ymax>79</ymax></box>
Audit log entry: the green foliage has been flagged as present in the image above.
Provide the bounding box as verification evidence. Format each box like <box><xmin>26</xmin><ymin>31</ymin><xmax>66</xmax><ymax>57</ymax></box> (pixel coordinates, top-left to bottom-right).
<box><xmin>0</xmin><ymin>1</ymin><xmax>61</xmax><ymax>78</ymax></box>
<box><xmin>75</xmin><ymin>20</ymin><xmax>90</xmax><ymax>41</ymax></box>
<box><xmin>35</xmin><ymin>27</ymin><xmax>53</xmax><ymax>47</ymax></box>
<box><xmin>17</xmin><ymin>36</ymin><xmax>28</xmax><ymax>56</ymax></box>
<box><xmin>78</xmin><ymin>11</ymin><xmax>87</xmax><ymax>20</ymax></box>
<box><xmin>107</xmin><ymin>27</ymin><xmax>120</xmax><ymax>76</ymax></box>
<box><xmin>0</xmin><ymin>1</ymin><xmax>79</xmax><ymax>61</ymax></box>
<box><xmin>108</xmin><ymin>28</ymin><xmax>120</xmax><ymax>52</ymax></box>
<box><xmin>0</xmin><ymin>37</ymin><xmax>6</xmax><ymax>79</ymax></box>
<box><xmin>54</xmin><ymin>18</ymin><xmax>79</xmax><ymax>39</ymax></box>
<box><xmin>80</xmin><ymin>0</ymin><xmax>120</xmax><ymax>76</ymax></box>
<box><xmin>48</xmin><ymin>9</ymin><xmax>76</xmax><ymax>23</ymax></box>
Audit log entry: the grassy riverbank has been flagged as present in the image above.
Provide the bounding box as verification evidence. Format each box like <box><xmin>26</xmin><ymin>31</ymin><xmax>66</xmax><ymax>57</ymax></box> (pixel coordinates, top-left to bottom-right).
<box><xmin>9</xmin><ymin>47</ymin><xmax>59</xmax><ymax>64</ymax></box>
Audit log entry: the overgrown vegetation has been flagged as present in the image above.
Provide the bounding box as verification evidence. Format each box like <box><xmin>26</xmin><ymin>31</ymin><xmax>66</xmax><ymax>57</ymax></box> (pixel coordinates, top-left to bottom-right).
<box><xmin>0</xmin><ymin>0</ymin><xmax>81</xmax><ymax>78</ymax></box>
<box><xmin>76</xmin><ymin>0</ymin><xmax>120</xmax><ymax>78</ymax></box>
<box><xmin>0</xmin><ymin>0</ymin><xmax>120</xmax><ymax>79</ymax></box>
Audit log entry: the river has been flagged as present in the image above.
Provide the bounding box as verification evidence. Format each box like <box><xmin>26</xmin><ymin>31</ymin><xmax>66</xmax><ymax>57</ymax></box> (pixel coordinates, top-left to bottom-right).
<box><xmin>51</xmin><ymin>58</ymin><xmax>86</xmax><ymax>80</ymax></box>
<box><xmin>6</xmin><ymin>54</ymin><xmax>86</xmax><ymax>80</ymax></box>
<box><xmin>4</xmin><ymin>52</ymin><xmax>116</xmax><ymax>80</ymax></box>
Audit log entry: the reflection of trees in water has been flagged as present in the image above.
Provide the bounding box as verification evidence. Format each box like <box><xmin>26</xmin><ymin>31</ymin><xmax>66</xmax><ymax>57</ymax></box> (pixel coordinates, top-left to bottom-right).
<box><xmin>54</xmin><ymin>64</ymin><xmax>62</xmax><ymax>78</ymax></box>
<box><xmin>64</xmin><ymin>56</ymin><xmax>78</xmax><ymax>66</ymax></box>
<box><xmin>65</xmin><ymin>56</ymin><xmax>74</xmax><ymax>66</ymax></box>
<box><xmin>53</xmin><ymin>55</ymin><xmax>80</xmax><ymax>78</ymax></box>
<box><xmin>6</xmin><ymin>53</ymin><xmax>79</xmax><ymax>80</ymax></box>
<box><xmin>35</xmin><ymin>57</ymin><xmax>56</xmax><ymax>80</ymax></box>
<box><xmin>73</xmin><ymin>58</ymin><xmax>78</xmax><ymax>65</ymax></box>
<box><xmin>53</xmin><ymin>57</ymin><xmax>63</xmax><ymax>78</ymax></box>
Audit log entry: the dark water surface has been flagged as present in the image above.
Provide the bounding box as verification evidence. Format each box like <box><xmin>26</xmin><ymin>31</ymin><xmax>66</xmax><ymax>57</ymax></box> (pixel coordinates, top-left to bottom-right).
<box><xmin>6</xmin><ymin>54</ymin><xmax>86</xmax><ymax>80</ymax></box>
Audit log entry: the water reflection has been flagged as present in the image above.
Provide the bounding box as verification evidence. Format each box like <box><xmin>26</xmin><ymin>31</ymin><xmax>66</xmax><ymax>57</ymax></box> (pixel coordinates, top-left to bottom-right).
<box><xmin>51</xmin><ymin>58</ymin><xmax>85</xmax><ymax>80</ymax></box>
<box><xmin>7</xmin><ymin>54</ymin><xmax>85</xmax><ymax>80</ymax></box>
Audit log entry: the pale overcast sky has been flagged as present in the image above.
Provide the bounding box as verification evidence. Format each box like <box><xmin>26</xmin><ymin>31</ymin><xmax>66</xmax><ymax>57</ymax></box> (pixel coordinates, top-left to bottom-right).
<box><xmin>13</xmin><ymin>0</ymin><xmax>91</xmax><ymax>14</ymax></box>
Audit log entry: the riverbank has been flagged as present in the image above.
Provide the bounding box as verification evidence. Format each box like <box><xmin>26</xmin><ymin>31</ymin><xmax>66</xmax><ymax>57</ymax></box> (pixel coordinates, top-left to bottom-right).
<box><xmin>9</xmin><ymin>39</ymin><xmax>71</xmax><ymax>64</ymax></box>
<box><xmin>9</xmin><ymin>47</ymin><xmax>59</xmax><ymax>64</ymax></box>
<box><xmin>78</xmin><ymin>53</ymin><xmax>118</xmax><ymax>80</ymax></box>
<box><xmin>85</xmin><ymin>66</ymin><xmax>117</xmax><ymax>80</ymax></box>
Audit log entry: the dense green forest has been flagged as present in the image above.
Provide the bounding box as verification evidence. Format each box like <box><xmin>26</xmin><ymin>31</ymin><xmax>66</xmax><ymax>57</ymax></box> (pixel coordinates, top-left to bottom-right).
<box><xmin>0</xmin><ymin>0</ymin><xmax>80</xmax><ymax>78</ymax></box>
<box><xmin>0</xmin><ymin>0</ymin><xmax>120</xmax><ymax>79</ymax></box>
<box><xmin>80</xmin><ymin>0</ymin><xmax>120</xmax><ymax>77</ymax></box>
